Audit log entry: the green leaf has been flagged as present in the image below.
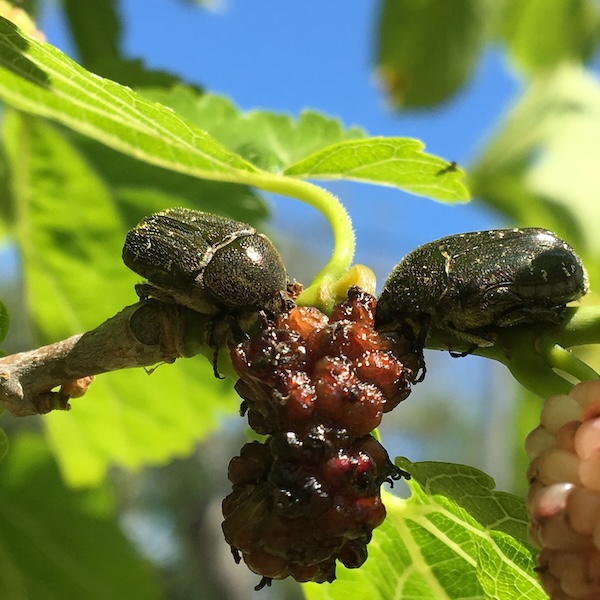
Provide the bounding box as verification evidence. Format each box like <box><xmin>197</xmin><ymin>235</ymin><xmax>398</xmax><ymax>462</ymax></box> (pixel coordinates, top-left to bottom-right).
<box><xmin>469</xmin><ymin>64</ymin><xmax>600</xmax><ymax>290</ymax></box>
<box><xmin>4</xmin><ymin>114</ymin><xmax>132</xmax><ymax>339</ymax></box>
<box><xmin>140</xmin><ymin>88</ymin><xmax>469</xmax><ymax>204</ymax></box>
<box><xmin>0</xmin><ymin>143</ymin><xmax>12</xmax><ymax>238</ymax></box>
<box><xmin>402</xmin><ymin>459</ymin><xmax>532</xmax><ymax>545</ymax></box>
<box><xmin>375</xmin><ymin>0</ymin><xmax>488</xmax><ymax>108</ymax></box>
<box><xmin>303</xmin><ymin>460</ymin><xmax>543</xmax><ymax>600</ymax></box>
<box><xmin>0</xmin><ymin>19</ymin><xmax>466</xmax><ymax>208</ymax></box>
<box><xmin>68</xmin><ymin>129</ymin><xmax>269</xmax><ymax>227</ymax></box>
<box><xmin>0</xmin><ymin>300</ymin><xmax>8</xmax><ymax>343</ymax></box>
<box><xmin>93</xmin><ymin>57</ymin><xmax>197</xmax><ymax>89</ymax></box>
<box><xmin>285</xmin><ymin>138</ymin><xmax>470</xmax><ymax>202</ymax></box>
<box><xmin>0</xmin><ymin>425</ymin><xmax>8</xmax><ymax>461</ymax></box>
<box><xmin>61</xmin><ymin>0</ymin><xmax>120</xmax><ymax>68</ymax></box>
<box><xmin>497</xmin><ymin>0</ymin><xmax>600</xmax><ymax>74</ymax></box>
<box><xmin>44</xmin><ymin>361</ymin><xmax>237</xmax><ymax>486</ymax></box>
<box><xmin>0</xmin><ymin>433</ymin><xmax>162</xmax><ymax>599</ymax></box>
<box><xmin>2</xmin><ymin>113</ymin><xmax>242</xmax><ymax>485</ymax></box>
<box><xmin>0</xmin><ymin>17</ymin><xmax>256</xmax><ymax>181</ymax></box>
<box><xmin>139</xmin><ymin>88</ymin><xmax>365</xmax><ymax>171</ymax></box>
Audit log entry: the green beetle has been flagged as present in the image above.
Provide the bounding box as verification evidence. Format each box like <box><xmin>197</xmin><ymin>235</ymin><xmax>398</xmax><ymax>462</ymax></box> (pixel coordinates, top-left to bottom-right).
<box><xmin>376</xmin><ymin>228</ymin><xmax>588</xmax><ymax>350</ymax></box>
<box><xmin>122</xmin><ymin>208</ymin><xmax>290</xmax><ymax>316</ymax></box>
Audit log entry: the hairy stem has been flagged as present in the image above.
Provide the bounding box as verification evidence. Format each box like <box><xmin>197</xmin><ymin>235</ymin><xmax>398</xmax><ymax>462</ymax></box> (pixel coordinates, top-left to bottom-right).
<box><xmin>243</xmin><ymin>173</ymin><xmax>355</xmax><ymax>311</ymax></box>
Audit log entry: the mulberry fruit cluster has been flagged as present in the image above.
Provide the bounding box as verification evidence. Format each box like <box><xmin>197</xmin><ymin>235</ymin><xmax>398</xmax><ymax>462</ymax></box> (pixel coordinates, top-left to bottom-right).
<box><xmin>222</xmin><ymin>287</ymin><xmax>420</xmax><ymax>588</ymax></box>
<box><xmin>526</xmin><ymin>379</ymin><xmax>600</xmax><ymax>599</ymax></box>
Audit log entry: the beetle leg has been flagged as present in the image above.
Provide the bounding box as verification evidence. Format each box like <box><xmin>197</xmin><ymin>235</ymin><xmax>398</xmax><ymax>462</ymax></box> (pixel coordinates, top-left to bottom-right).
<box><xmin>206</xmin><ymin>316</ymin><xmax>226</xmax><ymax>379</ymax></box>
<box><xmin>208</xmin><ymin>312</ymin><xmax>254</xmax><ymax>379</ymax></box>
<box><xmin>227</xmin><ymin>313</ymin><xmax>252</xmax><ymax>344</ymax></box>
<box><xmin>254</xmin><ymin>576</ymin><xmax>272</xmax><ymax>591</ymax></box>
<box><xmin>211</xmin><ymin>347</ymin><xmax>224</xmax><ymax>379</ymax></box>
<box><xmin>384</xmin><ymin>461</ymin><xmax>411</xmax><ymax>485</ymax></box>
<box><xmin>494</xmin><ymin>303</ymin><xmax>567</xmax><ymax>328</ymax></box>
<box><xmin>414</xmin><ymin>357</ymin><xmax>426</xmax><ymax>383</ymax></box>
<box><xmin>412</xmin><ymin>314</ymin><xmax>431</xmax><ymax>382</ymax></box>
<box><xmin>449</xmin><ymin>345</ymin><xmax>477</xmax><ymax>358</ymax></box>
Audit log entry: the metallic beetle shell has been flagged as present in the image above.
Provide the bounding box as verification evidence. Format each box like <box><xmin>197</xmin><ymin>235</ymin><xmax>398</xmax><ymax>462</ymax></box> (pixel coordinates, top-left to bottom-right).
<box><xmin>376</xmin><ymin>228</ymin><xmax>588</xmax><ymax>345</ymax></box>
<box><xmin>122</xmin><ymin>208</ymin><xmax>288</xmax><ymax>315</ymax></box>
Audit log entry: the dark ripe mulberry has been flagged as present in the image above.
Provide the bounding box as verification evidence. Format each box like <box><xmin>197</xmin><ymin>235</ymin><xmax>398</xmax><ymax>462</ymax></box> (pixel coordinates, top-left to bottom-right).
<box><xmin>231</xmin><ymin>289</ymin><xmax>418</xmax><ymax>436</ymax></box>
<box><xmin>243</xmin><ymin>548</ymin><xmax>289</xmax><ymax>581</ymax></box>
<box><xmin>269</xmin><ymin>465</ymin><xmax>332</xmax><ymax>519</ymax></box>
<box><xmin>357</xmin><ymin>434</ymin><xmax>408</xmax><ymax>484</ymax></box>
<box><xmin>314</xmin><ymin>356</ymin><xmax>384</xmax><ymax>436</ymax></box>
<box><xmin>227</xmin><ymin>440</ymin><xmax>272</xmax><ymax>486</ymax></box>
<box><xmin>337</xmin><ymin>537</ymin><xmax>370</xmax><ymax>569</ymax></box>
<box><xmin>225</xmin><ymin>287</ymin><xmax>420</xmax><ymax>587</ymax></box>
<box><xmin>322</xmin><ymin>449</ymin><xmax>381</xmax><ymax>496</ymax></box>
<box><xmin>275</xmin><ymin>370</ymin><xmax>316</xmax><ymax>429</ymax></box>
<box><xmin>222</xmin><ymin>433</ymin><xmax>397</xmax><ymax>587</ymax></box>
<box><xmin>222</xmin><ymin>487</ymin><xmax>272</xmax><ymax>554</ymax></box>
<box><xmin>321</xmin><ymin>495</ymin><xmax>387</xmax><ymax>537</ymax></box>
<box><xmin>234</xmin><ymin>379</ymin><xmax>276</xmax><ymax>435</ymax></box>
<box><xmin>231</xmin><ymin>327</ymin><xmax>307</xmax><ymax>382</ymax></box>
<box><xmin>269</xmin><ymin>426</ymin><xmax>348</xmax><ymax>465</ymax></box>
<box><xmin>380</xmin><ymin>329</ymin><xmax>425</xmax><ymax>383</ymax></box>
<box><xmin>275</xmin><ymin>306</ymin><xmax>329</xmax><ymax>339</ymax></box>
<box><xmin>329</xmin><ymin>286</ymin><xmax>377</xmax><ymax>326</ymax></box>
<box><xmin>355</xmin><ymin>349</ymin><xmax>411</xmax><ymax>412</ymax></box>
<box><xmin>303</xmin><ymin>424</ymin><xmax>352</xmax><ymax>455</ymax></box>
<box><xmin>309</xmin><ymin>321</ymin><xmax>383</xmax><ymax>362</ymax></box>
<box><xmin>269</xmin><ymin>431</ymin><xmax>305</xmax><ymax>462</ymax></box>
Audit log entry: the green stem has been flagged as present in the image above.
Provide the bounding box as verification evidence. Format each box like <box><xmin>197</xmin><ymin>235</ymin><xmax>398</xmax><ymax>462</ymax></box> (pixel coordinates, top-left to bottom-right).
<box><xmin>545</xmin><ymin>344</ymin><xmax>599</xmax><ymax>382</ymax></box>
<box><xmin>556</xmin><ymin>306</ymin><xmax>600</xmax><ymax>348</ymax></box>
<box><xmin>462</xmin><ymin>322</ymin><xmax>598</xmax><ymax>398</ymax></box>
<box><xmin>241</xmin><ymin>172</ymin><xmax>355</xmax><ymax>309</ymax></box>
<box><xmin>478</xmin><ymin>341</ymin><xmax>575</xmax><ymax>397</ymax></box>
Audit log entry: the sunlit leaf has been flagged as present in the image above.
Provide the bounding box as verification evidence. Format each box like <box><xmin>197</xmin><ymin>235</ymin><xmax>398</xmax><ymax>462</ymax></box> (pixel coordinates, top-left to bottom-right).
<box><xmin>285</xmin><ymin>138</ymin><xmax>470</xmax><ymax>202</ymax></box>
<box><xmin>0</xmin><ymin>18</ymin><xmax>466</xmax><ymax>207</ymax></box>
<box><xmin>0</xmin><ymin>17</ymin><xmax>256</xmax><ymax>181</ymax></box>
<box><xmin>304</xmin><ymin>460</ymin><xmax>543</xmax><ymax>600</ymax></box>
<box><xmin>139</xmin><ymin>88</ymin><xmax>365</xmax><ymax>171</ymax></box>
<box><xmin>139</xmin><ymin>90</ymin><xmax>466</xmax><ymax>203</ymax></box>
<box><xmin>45</xmin><ymin>361</ymin><xmax>237</xmax><ymax>486</ymax></box>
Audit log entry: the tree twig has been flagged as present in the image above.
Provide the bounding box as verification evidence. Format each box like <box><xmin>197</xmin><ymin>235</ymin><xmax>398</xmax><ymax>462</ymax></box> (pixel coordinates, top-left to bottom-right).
<box><xmin>0</xmin><ymin>300</ymin><xmax>210</xmax><ymax>416</ymax></box>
